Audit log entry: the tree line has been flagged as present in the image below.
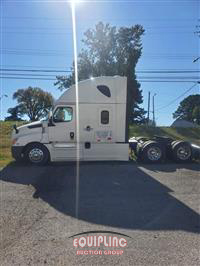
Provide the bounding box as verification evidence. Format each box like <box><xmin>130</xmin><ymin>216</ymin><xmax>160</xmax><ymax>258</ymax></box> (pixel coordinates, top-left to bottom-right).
<box><xmin>5</xmin><ymin>22</ymin><xmax>200</xmax><ymax>125</ymax></box>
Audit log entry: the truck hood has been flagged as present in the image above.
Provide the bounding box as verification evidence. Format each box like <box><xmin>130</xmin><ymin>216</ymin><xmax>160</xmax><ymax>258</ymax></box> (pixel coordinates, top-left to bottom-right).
<box><xmin>18</xmin><ymin>121</ymin><xmax>42</xmax><ymax>130</ymax></box>
<box><xmin>12</xmin><ymin>121</ymin><xmax>43</xmax><ymax>139</ymax></box>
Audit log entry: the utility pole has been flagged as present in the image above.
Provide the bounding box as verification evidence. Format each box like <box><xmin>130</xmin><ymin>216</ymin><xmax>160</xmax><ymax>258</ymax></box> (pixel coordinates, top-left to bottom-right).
<box><xmin>152</xmin><ymin>93</ymin><xmax>156</xmax><ymax>126</ymax></box>
<box><xmin>147</xmin><ymin>91</ymin><xmax>150</xmax><ymax>125</ymax></box>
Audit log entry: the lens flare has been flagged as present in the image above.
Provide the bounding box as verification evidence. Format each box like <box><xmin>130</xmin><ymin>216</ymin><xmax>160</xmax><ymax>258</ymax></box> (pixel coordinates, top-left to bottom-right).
<box><xmin>71</xmin><ymin>1</ymin><xmax>80</xmax><ymax>219</ymax></box>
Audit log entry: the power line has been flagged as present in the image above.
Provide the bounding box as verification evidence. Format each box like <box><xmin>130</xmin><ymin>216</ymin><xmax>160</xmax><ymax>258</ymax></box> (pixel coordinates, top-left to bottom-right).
<box><xmin>0</xmin><ymin>76</ymin><xmax>198</xmax><ymax>83</ymax></box>
<box><xmin>155</xmin><ymin>83</ymin><xmax>199</xmax><ymax>111</ymax></box>
<box><xmin>145</xmin><ymin>80</ymin><xmax>194</xmax><ymax>83</ymax></box>
<box><xmin>1</xmin><ymin>64</ymin><xmax>71</xmax><ymax>69</ymax></box>
<box><xmin>2</xmin><ymin>51</ymin><xmax>198</xmax><ymax>60</ymax></box>
<box><xmin>0</xmin><ymin>68</ymin><xmax>72</xmax><ymax>73</ymax></box>
<box><xmin>1</xmin><ymin>73</ymin><xmax>61</xmax><ymax>77</ymax></box>
<box><xmin>1</xmin><ymin>73</ymin><xmax>199</xmax><ymax>79</ymax></box>
<box><xmin>2</xmin><ymin>25</ymin><xmax>196</xmax><ymax>30</ymax></box>
<box><xmin>0</xmin><ymin>76</ymin><xmax>56</xmax><ymax>81</ymax></box>
<box><xmin>1</xmin><ymin>66</ymin><xmax>199</xmax><ymax>72</ymax></box>
<box><xmin>2</xmin><ymin>16</ymin><xmax>197</xmax><ymax>21</ymax></box>
<box><xmin>2</xmin><ymin>48</ymin><xmax>197</xmax><ymax>55</ymax></box>
<box><xmin>2</xmin><ymin>49</ymin><xmax>198</xmax><ymax>58</ymax></box>
<box><xmin>137</xmin><ymin>76</ymin><xmax>200</xmax><ymax>79</ymax></box>
<box><xmin>136</xmin><ymin>70</ymin><xmax>200</xmax><ymax>73</ymax></box>
<box><xmin>2</xmin><ymin>31</ymin><xmax>194</xmax><ymax>36</ymax></box>
<box><xmin>1</xmin><ymin>68</ymin><xmax>200</xmax><ymax>74</ymax></box>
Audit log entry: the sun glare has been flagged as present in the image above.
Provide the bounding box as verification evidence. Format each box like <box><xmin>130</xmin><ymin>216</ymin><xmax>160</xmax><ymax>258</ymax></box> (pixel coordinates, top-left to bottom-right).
<box><xmin>70</xmin><ymin>0</ymin><xmax>83</xmax><ymax>4</ymax></box>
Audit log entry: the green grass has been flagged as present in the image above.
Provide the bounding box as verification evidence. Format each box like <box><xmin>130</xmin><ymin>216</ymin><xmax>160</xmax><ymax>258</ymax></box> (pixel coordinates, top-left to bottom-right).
<box><xmin>0</xmin><ymin>121</ymin><xmax>199</xmax><ymax>167</ymax></box>
<box><xmin>0</xmin><ymin>121</ymin><xmax>27</xmax><ymax>167</ymax></box>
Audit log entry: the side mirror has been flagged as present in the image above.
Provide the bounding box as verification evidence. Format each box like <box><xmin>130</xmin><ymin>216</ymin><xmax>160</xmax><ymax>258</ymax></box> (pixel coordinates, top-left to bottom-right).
<box><xmin>48</xmin><ymin>110</ymin><xmax>53</xmax><ymax>119</ymax></box>
<box><xmin>48</xmin><ymin>116</ymin><xmax>55</xmax><ymax>127</ymax></box>
<box><xmin>13</xmin><ymin>124</ymin><xmax>19</xmax><ymax>134</ymax></box>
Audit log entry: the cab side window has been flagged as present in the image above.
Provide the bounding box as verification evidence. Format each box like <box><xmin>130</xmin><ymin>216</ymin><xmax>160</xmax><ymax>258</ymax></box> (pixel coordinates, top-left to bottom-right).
<box><xmin>101</xmin><ymin>110</ymin><xmax>109</xmax><ymax>125</ymax></box>
<box><xmin>53</xmin><ymin>107</ymin><xmax>73</xmax><ymax>123</ymax></box>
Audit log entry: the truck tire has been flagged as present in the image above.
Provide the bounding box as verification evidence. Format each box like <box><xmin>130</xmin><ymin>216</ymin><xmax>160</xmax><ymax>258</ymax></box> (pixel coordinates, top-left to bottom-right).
<box><xmin>24</xmin><ymin>143</ymin><xmax>50</xmax><ymax>165</ymax></box>
<box><xmin>171</xmin><ymin>141</ymin><xmax>192</xmax><ymax>163</ymax></box>
<box><xmin>140</xmin><ymin>141</ymin><xmax>165</xmax><ymax>163</ymax></box>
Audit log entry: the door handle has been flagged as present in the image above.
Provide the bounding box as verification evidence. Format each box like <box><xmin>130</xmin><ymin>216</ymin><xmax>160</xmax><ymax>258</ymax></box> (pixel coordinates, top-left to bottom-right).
<box><xmin>85</xmin><ymin>125</ymin><xmax>93</xmax><ymax>131</ymax></box>
<box><xmin>70</xmin><ymin>132</ymin><xmax>74</xmax><ymax>139</ymax></box>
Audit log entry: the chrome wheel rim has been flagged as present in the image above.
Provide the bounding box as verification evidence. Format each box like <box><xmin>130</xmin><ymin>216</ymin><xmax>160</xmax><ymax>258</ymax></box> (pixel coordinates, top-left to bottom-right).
<box><xmin>177</xmin><ymin>145</ymin><xmax>191</xmax><ymax>160</ymax></box>
<box><xmin>147</xmin><ymin>147</ymin><xmax>162</xmax><ymax>161</ymax></box>
<box><xmin>29</xmin><ymin>148</ymin><xmax>44</xmax><ymax>163</ymax></box>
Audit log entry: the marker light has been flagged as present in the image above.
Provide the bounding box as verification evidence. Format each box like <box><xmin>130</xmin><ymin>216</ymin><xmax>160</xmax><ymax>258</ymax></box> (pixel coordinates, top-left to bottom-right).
<box><xmin>12</xmin><ymin>138</ymin><xmax>18</xmax><ymax>145</ymax></box>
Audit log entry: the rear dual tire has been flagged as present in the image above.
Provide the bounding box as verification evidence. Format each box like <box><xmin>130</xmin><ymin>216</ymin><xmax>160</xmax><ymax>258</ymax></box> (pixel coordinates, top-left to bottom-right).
<box><xmin>136</xmin><ymin>140</ymin><xmax>193</xmax><ymax>164</ymax></box>
<box><xmin>170</xmin><ymin>141</ymin><xmax>192</xmax><ymax>163</ymax></box>
<box><xmin>137</xmin><ymin>141</ymin><xmax>165</xmax><ymax>164</ymax></box>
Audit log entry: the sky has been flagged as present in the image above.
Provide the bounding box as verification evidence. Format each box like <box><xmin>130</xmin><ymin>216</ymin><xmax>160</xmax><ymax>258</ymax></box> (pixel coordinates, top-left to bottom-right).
<box><xmin>0</xmin><ymin>0</ymin><xmax>199</xmax><ymax>125</ymax></box>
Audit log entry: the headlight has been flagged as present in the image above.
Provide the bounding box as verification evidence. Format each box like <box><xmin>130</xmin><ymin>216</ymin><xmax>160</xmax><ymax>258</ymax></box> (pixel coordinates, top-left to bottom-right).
<box><xmin>12</xmin><ymin>138</ymin><xmax>18</xmax><ymax>145</ymax></box>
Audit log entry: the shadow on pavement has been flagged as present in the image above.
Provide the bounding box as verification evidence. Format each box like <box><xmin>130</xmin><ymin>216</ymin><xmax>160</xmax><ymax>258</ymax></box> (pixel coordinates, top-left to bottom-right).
<box><xmin>0</xmin><ymin>161</ymin><xmax>199</xmax><ymax>233</ymax></box>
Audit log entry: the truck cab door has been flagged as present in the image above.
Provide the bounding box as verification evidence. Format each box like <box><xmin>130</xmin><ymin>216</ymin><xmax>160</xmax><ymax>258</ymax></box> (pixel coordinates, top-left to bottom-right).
<box><xmin>48</xmin><ymin>105</ymin><xmax>78</xmax><ymax>160</ymax></box>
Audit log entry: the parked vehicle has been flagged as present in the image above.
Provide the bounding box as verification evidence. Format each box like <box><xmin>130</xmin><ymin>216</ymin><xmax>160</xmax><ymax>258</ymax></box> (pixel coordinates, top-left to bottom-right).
<box><xmin>11</xmin><ymin>76</ymin><xmax>129</xmax><ymax>164</ymax></box>
<box><xmin>11</xmin><ymin>76</ymin><xmax>200</xmax><ymax>165</ymax></box>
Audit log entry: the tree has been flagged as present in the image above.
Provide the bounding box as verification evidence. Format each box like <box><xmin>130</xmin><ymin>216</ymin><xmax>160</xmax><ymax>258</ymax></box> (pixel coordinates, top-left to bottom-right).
<box><xmin>55</xmin><ymin>22</ymin><xmax>146</xmax><ymax>123</ymax></box>
<box><xmin>173</xmin><ymin>94</ymin><xmax>200</xmax><ymax>125</ymax></box>
<box><xmin>5</xmin><ymin>106</ymin><xmax>23</xmax><ymax>121</ymax></box>
<box><xmin>131</xmin><ymin>103</ymin><xmax>148</xmax><ymax>124</ymax></box>
<box><xmin>10</xmin><ymin>87</ymin><xmax>54</xmax><ymax>121</ymax></box>
<box><xmin>192</xmin><ymin>106</ymin><xmax>200</xmax><ymax>124</ymax></box>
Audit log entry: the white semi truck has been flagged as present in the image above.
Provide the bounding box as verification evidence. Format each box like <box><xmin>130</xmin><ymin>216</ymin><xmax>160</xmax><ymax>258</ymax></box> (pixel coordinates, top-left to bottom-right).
<box><xmin>11</xmin><ymin>76</ymin><xmax>129</xmax><ymax>164</ymax></box>
<box><xmin>11</xmin><ymin>76</ymin><xmax>199</xmax><ymax>165</ymax></box>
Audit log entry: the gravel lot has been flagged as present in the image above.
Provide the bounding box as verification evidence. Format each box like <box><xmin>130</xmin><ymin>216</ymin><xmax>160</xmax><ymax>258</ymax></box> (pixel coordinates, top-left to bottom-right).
<box><xmin>0</xmin><ymin>161</ymin><xmax>200</xmax><ymax>266</ymax></box>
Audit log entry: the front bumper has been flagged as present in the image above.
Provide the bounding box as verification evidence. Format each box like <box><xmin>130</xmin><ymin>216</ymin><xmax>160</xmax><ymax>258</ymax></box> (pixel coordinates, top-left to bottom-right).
<box><xmin>11</xmin><ymin>146</ymin><xmax>24</xmax><ymax>161</ymax></box>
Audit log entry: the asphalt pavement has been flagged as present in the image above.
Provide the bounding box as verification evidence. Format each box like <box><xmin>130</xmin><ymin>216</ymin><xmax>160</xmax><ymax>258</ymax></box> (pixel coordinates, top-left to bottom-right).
<box><xmin>0</xmin><ymin>161</ymin><xmax>200</xmax><ymax>265</ymax></box>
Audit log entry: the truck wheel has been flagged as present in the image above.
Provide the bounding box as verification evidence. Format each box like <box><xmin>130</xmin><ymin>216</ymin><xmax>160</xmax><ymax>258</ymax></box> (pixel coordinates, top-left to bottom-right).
<box><xmin>140</xmin><ymin>141</ymin><xmax>165</xmax><ymax>163</ymax></box>
<box><xmin>24</xmin><ymin>143</ymin><xmax>50</xmax><ymax>165</ymax></box>
<box><xmin>171</xmin><ymin>141</ymin><xmax>192</xmax><ymax>163</ymax></box>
